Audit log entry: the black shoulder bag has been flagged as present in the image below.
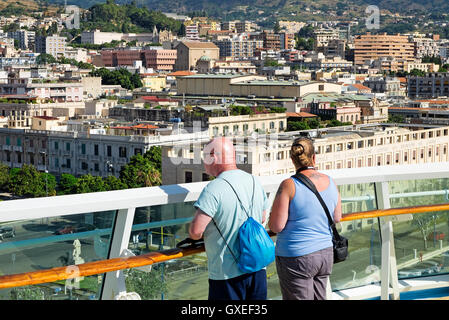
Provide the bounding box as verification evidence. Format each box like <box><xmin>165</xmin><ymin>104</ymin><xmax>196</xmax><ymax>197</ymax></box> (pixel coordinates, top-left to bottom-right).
<box><xmin>292</xmin><ymin>172</ymin><xmax>348</xmax><ymax>264</ymax></box>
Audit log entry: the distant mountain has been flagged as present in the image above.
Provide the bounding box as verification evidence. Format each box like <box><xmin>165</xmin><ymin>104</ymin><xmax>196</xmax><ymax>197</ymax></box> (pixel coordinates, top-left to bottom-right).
<box><xmin>45</xmin><ymin>0</ymin><xmax>449</xmax><ymax>22</ymax></box>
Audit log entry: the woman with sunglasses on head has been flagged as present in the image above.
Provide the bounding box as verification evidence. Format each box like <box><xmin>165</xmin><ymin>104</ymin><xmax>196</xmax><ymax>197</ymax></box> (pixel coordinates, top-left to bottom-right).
<box><xmin>268</xmin><ymin>137</ymin><xmax>342</xmax><ymax>300</ymax></box>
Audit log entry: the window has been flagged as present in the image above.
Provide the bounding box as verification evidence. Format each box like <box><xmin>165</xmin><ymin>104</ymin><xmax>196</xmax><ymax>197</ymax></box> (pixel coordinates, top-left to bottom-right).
<box><xmin>185</xmin><ymin>171</ymin><xmax>193</xmax><ymax>183</ymax></box>
<box><xmin>134</xmin><ymin>148</ymin><xmax>142</xmax><ymax>155</ymax></box>
<box><xmin>66</xmin><ymin>142</ymin><xmax>70</xmax><ymax>151</ymax></box>
<box><xmin>82</xmin><ymin>162</ymin><xmax>88</xmax><ymax>170</ymax></box>
<box><xmin>94</xmin><ymin>144</ymin><xmax>99</xmax><ymax>156</ymax></box>
<box><xmin>81</xmin><ymin>143</ymin><xmax>86</xmax><ymax>154</ymax></box>
<box><xmin>6</xmin><ymin>137</ymin><xmax>10</xmax><ymax>145</ymax></box>
<box><xmin>107</xmin><ymin>145</ymin><xmax>112</xmax><ymax>157</ymax></box>
<box><xmin>17</xmin><ymin>138</ymin><xmax>21</xmax><ymax>147</ymax></box>
<box><xmin>202</xmin><ymin>173</ymin><xmax>210</xmax><ymax>181</ymax></box>
<box><xmin>54</xmin><ymin>141</ymin><xmax>59</xmax><ymax>150</ymax></box>
<box><xmin>119</xmin><ymin>147</ymin><xmax>127</xmax><ymax>158</ymax></box>
<box><xmin>66</xmin><ymin>159</ymin><xmax>71</xmax><ymax>169</ymax></box>
<box><xmin>94</xmin><ymin>163</ymin><xmax>99</xmax><ymax>172</ymax></box>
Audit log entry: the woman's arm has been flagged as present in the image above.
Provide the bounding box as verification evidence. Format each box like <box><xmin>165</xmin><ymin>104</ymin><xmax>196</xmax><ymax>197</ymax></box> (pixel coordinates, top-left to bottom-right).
<box><xmin>268</xmin><ymin>179</ymin><xmax>295</xmax><ymax>233</ymax></box>
<box><xmin>333</xmin><ymin>190</ymin><xmax>342</xmax><ymax>223</ymax></box>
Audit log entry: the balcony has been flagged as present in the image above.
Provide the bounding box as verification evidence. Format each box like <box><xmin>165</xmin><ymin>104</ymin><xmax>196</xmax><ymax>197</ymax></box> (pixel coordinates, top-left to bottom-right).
<box><xmin>0</xmin><ymin>163</ymin><xmax>449</xmax><ymax>300</ymax></box>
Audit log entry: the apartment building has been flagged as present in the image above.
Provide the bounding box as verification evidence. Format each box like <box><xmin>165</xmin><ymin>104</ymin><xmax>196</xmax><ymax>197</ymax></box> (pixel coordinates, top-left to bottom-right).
<box><xmin>161</xmin><ymin>124</ymin><xmax>449</xmax><ymax>184</ymax></box>
<box><xmin>406</xmin><ymin>61</ymin><xmax>440</xmax><ymax>73</ymax></box>
<box><xmin>0</xmin><ymin>127</ymin><xmax>209</xmax><ymax>178</ymax></box>
<box><xmin>100</xmin><ymin>48</ymin><xmax>177</xmax><ymax>70</ymax></box>
<box><xmin>214</xmin><ymin>35</ymin><xmax>263</xmax><ymax>59</ymax></box>
<box><xmin>410</xmin><ymin>35</ymin><xmax>441</xmax><ymax>59</ymax></box>
<box><xmin>35</xmin><ymin>35</ymin><xmax>66</xmax><ymax>58</ymax></box>
<box><xmin>363</xmin><ymin>77</ymin><xmax>405</xmax><ymax>97</ymax></box>
<box><xmin>407</xmin><ymin>73</ymin><xmax>449</xmax><ymax>98</ymax></box>
<box><xmin>185</xmin><ymin>25</ymin><xmax>200</xmax><ymax>41</ymax></box>
<box><xmin>354</xmin><ymin>33</ymin><xmax>415</xmax><ymax>67</ymax></box>
<box><xmin>208</xmin><ymin>112</ymin><xmax>287</xmax><ymax>137</ymax></box>
<box><xmin>7</xmin><ymin>30</ymin><xmax>35</xmax><ymax>50</ymax></box>
<box><xmin>0</xmin><ymin>78</ymin><xmax>83</xmax><ymax>102</ymax></box>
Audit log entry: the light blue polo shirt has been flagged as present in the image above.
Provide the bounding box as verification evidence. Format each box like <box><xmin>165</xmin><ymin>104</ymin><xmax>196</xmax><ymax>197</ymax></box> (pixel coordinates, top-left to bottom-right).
<box><xmin>193</xmin><ymin>169</ymin><xmax>270</xmax><ymax>280</ymax></box>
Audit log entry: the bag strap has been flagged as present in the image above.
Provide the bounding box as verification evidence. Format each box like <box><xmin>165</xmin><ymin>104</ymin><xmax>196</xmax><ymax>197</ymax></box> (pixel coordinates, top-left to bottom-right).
<box><xmin>220</xmin><ymin>175</ymin><xmax>255</xmax><ymax>219</ymax></box>
<box><xmin>209</xmin><ymin>174</ymin><xmax>256</xmax><ymax>264</ymax></box>
<box><xmin>291</xmin><ymin>172</ymin><xmax>342</xmax><ymax>241</ymax></box>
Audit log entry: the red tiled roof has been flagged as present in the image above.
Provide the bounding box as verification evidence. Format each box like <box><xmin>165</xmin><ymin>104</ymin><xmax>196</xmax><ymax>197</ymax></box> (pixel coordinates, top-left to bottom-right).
<box><xmin>132</xmin><ymin>124</ymin><xmax>159</xmax><ymax>129</ymax></box>
<box><xmin>286</xmin><ymin>112</ymin><xmax>317</xmax><ymax>118</ymax></box>
<box><xmin>34</xmin><ymin>116</ymin><xmax>59</xmax><ymax>120</ymax></box>
<box><xmin>167</xmin><ymin>71</ymin><xmax>196</xmax><ymax>76</ymax></box>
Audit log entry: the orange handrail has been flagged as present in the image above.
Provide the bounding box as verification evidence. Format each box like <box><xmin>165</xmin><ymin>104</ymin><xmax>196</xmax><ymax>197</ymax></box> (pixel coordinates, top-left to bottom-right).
<box><xmin>0</xmin><ymin>202</ymin><xmax>448</xmax><ymax>290</ymax></box>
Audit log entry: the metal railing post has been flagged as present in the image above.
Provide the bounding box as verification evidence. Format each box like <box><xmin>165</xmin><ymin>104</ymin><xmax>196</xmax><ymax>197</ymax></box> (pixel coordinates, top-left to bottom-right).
<box><xmin>375</xmin><ymin>182</ymin><xmax>400</xmax><ymax>300</ymax></box>
<box><xmin>100</xmin><ymin>207</ymin><xmax>136</xmax><ymax>300</ymax></box>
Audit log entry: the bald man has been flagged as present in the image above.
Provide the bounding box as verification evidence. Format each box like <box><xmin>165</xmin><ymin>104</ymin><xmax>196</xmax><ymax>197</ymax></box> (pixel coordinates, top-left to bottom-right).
<box><xmin>189</xmin><ymin>137</ymin><xmax>270</xmax><ymax>300</ymax></box>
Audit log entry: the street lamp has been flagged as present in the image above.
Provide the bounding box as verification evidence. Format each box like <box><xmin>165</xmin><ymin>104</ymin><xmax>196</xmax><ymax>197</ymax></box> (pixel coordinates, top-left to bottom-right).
<box><xmin>39</xmin><ymin>151</ymin><xmax>48</xmax><ymax>224</ymax></box>
<box><xmin>39</xmin><ymin>151</ymin><xmax>48</xmax><ymax>197</ymax></box>
<box><xmin>106</xmin><ymin>160</ymin><xmax>114</xmax><ymax>176</ymax></box>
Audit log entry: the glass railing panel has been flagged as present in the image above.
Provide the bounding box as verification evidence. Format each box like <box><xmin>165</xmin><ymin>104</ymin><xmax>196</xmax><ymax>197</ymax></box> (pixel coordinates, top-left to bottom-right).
<box><xmin>388</xmin><ymin>178</ymin><xmax>449</xmax><ymax>280</ymax></box>
<box><xmin>329</xmin><ymin>183</ymin><xmax>381</xmax><ymax>291</ymax></box>
<box><xmin>0</xmin><ymin>210</ymin><xmax>117</xmax><ymax>300</ymax></box>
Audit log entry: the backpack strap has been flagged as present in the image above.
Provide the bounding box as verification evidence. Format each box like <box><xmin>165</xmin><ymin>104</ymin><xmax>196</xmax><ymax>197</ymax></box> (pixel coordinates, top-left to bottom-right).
<box><xmin>210</xmin><ymin>174</ymin><xmax>256</xmax><ymax>264</ymax></box>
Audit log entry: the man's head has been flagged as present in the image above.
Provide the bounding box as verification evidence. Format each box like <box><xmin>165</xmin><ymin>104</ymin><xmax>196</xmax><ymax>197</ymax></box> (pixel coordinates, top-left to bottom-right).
<box><xmin>203</xmin><ymin>137</ymin><xmax>237</xmax><ymax>176</ymax></box>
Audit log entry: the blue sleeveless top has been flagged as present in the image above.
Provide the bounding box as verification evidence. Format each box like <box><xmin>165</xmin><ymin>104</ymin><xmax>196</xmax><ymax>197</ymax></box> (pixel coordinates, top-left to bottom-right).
<box><xmin>275</xmin><ymin>175</ymin><xmax>339</xmax><ymax>257</ymax></box>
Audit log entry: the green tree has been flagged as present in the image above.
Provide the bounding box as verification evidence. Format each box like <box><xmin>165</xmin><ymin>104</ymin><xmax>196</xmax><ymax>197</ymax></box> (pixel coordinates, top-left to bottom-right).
<box><xmin>125</xmin><ymin>268</ymin><xmax>167</xmax><ymax>300</ymax></box>
<box><xmin>0</xmin><ymin>164</ymin><xmax>10</xmax><ymax>191</ymax></box>
<box><xmin>36</xmin><ymin>53</ymin><xmax>57</xmax><ymax>65</ymax></box>
<box><xmin>287</xmin><ymin>121</ymin><xmax>310</xmax><ymax>131</ymax></box>
<box><xmin>58</xmin><ymin>173</ymin><xmax>78</xmax><ymax>195</ymax></box>
<box><xmin>103</xmin><ymin>175</ymin><xmax>128</xmax><ymax>191</ymax></box>
<box><xmin>8</xmin><ymin>165</ymin><xmax>56</xmax><ymax>197</ymax></box>
<box><xmin>143</xmin><ymin>146</ymin><xmax>162</xmax><ymax>173</ymax></box>
<box><xmin>119</xmin><ymin>154</ymin><xmax>161</xmax><ymax>188</ymax></box>
<box><xmin>75</xmin><ymin>174</ymin><xmax>106</xmax><ymax>194</ymax></box>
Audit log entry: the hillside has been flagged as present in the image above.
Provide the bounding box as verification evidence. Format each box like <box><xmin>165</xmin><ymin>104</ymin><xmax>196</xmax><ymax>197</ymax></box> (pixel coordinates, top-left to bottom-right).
<box><xmin>0</xmin><ymin>0</ymin><xmax>60</xmax><ymax>15</ymax></box>
<box><xmin>46</xmin><ymin>0</ymin><xmax>449</xmax><ymax>26</ymax></box>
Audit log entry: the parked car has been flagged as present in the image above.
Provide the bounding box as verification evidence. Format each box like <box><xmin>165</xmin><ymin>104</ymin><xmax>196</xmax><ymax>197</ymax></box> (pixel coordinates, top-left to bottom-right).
<box><xmin>54</xmin><ymin>224</ymin><xmax>95</xmax><ymax>235</ymax></box>
<box><xmin>54</xmin><ymin>225</ymin><xmax>75</xmax><ymax>235</ymax></box>
<box><xmin>0</xmin><ymin>226</ymin><xmax>15</xmax><ymax>240</ymax></box>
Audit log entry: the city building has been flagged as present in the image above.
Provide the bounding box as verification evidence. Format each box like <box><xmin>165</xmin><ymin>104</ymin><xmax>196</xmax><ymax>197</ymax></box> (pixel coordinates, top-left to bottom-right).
<box><xmin>100</xmin><ymin>48</ymin><xmax>177</xmax><ymax>71</ymax></box>
<box><xmin>354</xmin><ymin>33</ymin><xmax>415</xmax><ymax>67</ymax></box>
<box><xmin>7</xmin><ymin>30</ymin><xmax>35</xmax><ymax>50</ymax></box>
<box><xmin>214</xmin><ymin>35</ymin><xmax>263</xmax><ymax>59</ymax></box>
<box><xmin>35</xmin><ymin>35</ymin><xmax>66</xmax><ymax>58</ymax></box>
<box><xmin>407</xmin><ymin>73</ymin><xmax>449</xmax><ymax>98</ymax></box>
<box><xmin>174</xmin><ymin>41</ymin><xmax>220</xmax><ymax>71</ymax></box>
<box><xmin>161</xmin><ymin>124</ymin><xmax>449</xmax><ymax>184</ymax></box>
<box><xmin>176</xmin><ymin>74</ymin><xmax>342</xmax><ymax>98</ymax></box>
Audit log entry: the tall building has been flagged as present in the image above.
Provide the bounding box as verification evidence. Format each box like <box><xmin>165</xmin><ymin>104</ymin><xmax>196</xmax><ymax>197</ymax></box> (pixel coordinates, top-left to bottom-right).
<box><xmin>35</xmin><ymin>35</ymin><xmax>66</xmax><ymax>58</ymax></box>
<box><xmin>354</xmin><ymin>33</ymin><xmax>415</xmax><ymax>66</ymax></box>
<box><xmin>7</xmin><ymin>30</ymin><xmax>35</xmax><ymax>50</ymax></box>
<box><xmin>214</xmin><ymin>35</ymin><xmax>263</xmax><ymax>59</ymax></box>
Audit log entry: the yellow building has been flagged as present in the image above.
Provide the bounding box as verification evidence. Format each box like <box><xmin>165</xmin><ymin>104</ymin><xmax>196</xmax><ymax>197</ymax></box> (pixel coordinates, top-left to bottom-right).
<box><xmin>141</xmin><ymin>74</ymin><xmax>167</xmax><ymax>92</ymax></box>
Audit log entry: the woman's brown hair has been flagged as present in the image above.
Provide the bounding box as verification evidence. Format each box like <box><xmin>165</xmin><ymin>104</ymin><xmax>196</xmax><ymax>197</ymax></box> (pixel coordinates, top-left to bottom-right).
<box><xmin>290</xmin><ymin>137</ymin><xmax>315</xmax><ymax>168</ymax></box>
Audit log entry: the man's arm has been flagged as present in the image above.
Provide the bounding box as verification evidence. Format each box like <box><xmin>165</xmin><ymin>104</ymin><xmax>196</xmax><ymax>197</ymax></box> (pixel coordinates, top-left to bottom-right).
<box><xmin>189</xmin><ymin>208</ymin><xmax>212</xmax><ymax>240</ymax></box>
